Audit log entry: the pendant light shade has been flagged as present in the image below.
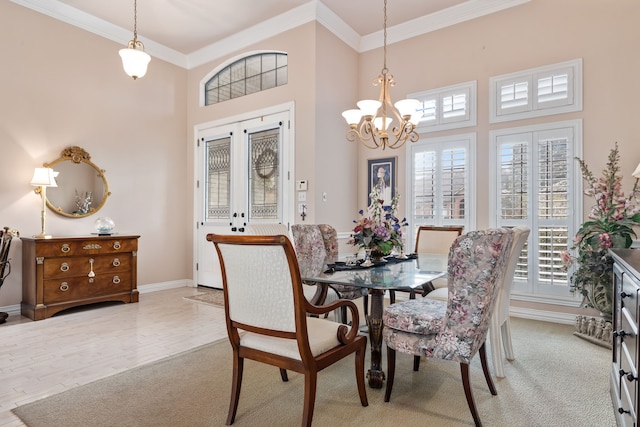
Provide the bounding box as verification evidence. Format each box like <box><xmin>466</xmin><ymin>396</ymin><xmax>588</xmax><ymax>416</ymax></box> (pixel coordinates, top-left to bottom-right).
<box><xmin>119</xmin><ymin>44</ymin><xmax>151</xmax><ymax>80</ymax></box>
<box><xmin>120</xmin><ymin>0</ymin><xmax>150</xmax><ymax>80</ymax></box>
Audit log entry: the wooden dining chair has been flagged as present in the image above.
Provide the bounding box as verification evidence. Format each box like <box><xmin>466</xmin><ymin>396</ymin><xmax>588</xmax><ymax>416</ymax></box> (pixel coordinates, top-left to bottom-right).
<box><xmin>207</xmin><ymin>233</ymin><xmax>368</xmax><ymax>426</ymax></box>
<box><xmin>382</xmin><ymin>228</ymin><xmax>514</xmax><ymax>427</ymax></box>
<box><xmin>389</xmin><ymin>226</ymin><xmax>463</xmax><ymax>303</ymax></box>
<box><xmin>245</xmin><ymin>223</ymin><xmax>338</xmax><ymax>307</ymax></box>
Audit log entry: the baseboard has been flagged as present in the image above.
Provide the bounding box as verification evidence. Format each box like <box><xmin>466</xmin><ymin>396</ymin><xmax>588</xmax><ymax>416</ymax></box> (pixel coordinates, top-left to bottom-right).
<box><xmin>138</xmin><ymin>279</ymin><xmax>194</xmax><ymax>294</ymax></box>
<box><xmin>0</xmin><ymin>304</ymin><xmax>21</xmax><ymax>317</ymax></box>
<box><xmin>508</xmin><ymin>306</ymin><xmax>576</xmax><ymax>325</ymax></box>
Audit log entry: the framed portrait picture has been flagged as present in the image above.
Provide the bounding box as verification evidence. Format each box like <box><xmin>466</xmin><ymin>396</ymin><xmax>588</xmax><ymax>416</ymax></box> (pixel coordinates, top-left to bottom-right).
<box><xmin>368</xmin><ymin>157</ymin><xmax>396</xmax><ymax>206</ymax></box>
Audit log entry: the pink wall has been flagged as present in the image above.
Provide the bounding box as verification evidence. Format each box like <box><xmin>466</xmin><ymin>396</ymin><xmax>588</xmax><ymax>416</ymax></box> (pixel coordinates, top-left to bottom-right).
<box><xmin>0</xmin><ymin>2</ymin><xmax>188</xmax><ymax>306</ymax></box>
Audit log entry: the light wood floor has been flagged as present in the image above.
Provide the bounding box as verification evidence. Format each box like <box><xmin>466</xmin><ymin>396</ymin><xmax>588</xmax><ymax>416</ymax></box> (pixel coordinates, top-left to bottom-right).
<box><xmin>0</xmin><ymin>287</ymin><xmax>228</xmax><ymax>427</ymax></box>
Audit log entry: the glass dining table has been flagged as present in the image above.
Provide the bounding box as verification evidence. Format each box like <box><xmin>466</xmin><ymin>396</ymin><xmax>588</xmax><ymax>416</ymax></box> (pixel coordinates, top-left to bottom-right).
<box><xmin>302</xmin><ymin>253</ymin><xmax>447</xmax><ymax>388</ymax></box>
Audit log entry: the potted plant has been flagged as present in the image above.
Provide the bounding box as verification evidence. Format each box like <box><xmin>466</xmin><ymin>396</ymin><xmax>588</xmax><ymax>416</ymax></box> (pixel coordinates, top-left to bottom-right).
<box><xmin>350</xmin><ymin>184</ymin><xmax>407</xmax><ymax>262</ymax></box>
<box><xmin>562</xmin><ymin>143</ymin><xmax>640</xmax><ymax>323</ymax></box>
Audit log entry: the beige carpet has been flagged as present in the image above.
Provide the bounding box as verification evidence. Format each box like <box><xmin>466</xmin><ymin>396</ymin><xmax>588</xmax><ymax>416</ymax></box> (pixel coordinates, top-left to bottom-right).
<box><xmin>12</xmin><ymin>317</ymin><xmax>615</xmax><ymax>427</ymax></box>
<box><xmin>183</xmin><ymin>288</ymin><xmax>224</xmax><ymax>306</ymax></box>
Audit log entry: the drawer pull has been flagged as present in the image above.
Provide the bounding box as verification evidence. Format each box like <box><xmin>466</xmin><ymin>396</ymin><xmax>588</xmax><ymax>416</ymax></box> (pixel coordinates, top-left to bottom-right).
<box><xmin>88</xmin><ymin>258</ymin><xmax>96</xmax><ymax>278</ymax></box>
<box><xmin>60</xmin><ymin>282</ymin><xmax>69</xmax><ymax>291</ymax></box>
<box><xmin>113</xmin><ymin>276</ymin><xmax>121</xmax><ymax>284</ymax></box>
<box><xmin>113</xmin><ymin>258</ymin><xmax>121</xmax><ymax>267</ymax></box>
<box><xmin>61</xmin><ymin>244</ymin><xmax>70</xmax><ymax>253</ymax></box>
<box><xmin>113</xmin><ymin>241</ymin><xmax>121</xmax><ymax>250</ymax></box>
<box><xmin>60</xmin><ymin>262</ymin><xmax>69</xmax><ymax>272</ymax></box>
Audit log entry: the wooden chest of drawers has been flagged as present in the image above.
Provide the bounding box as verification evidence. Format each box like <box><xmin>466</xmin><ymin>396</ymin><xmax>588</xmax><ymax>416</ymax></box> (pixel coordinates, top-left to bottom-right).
<box><xmin>21</xmin><ymin>235</ymin><xmax>140</xmax><ymax>320</ymax></box>
<box><xmin>611</xmin><ymin>249</ymin><xmax>640</xmax><ymax>426</ymax></box>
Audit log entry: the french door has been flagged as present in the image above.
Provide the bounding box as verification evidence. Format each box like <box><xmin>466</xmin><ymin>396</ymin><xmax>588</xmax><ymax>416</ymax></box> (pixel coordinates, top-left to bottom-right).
<box><xmin>195</xmin><ymin>108</ymin><xmax>293</xmax><ymax>287</ymax></box>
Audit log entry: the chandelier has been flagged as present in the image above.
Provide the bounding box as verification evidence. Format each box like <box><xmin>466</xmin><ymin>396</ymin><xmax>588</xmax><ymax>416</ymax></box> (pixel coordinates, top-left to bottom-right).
<box><xmin>119</xmin><ymin>0</ymin><xmax>151</xmax><ymax>80</ymax></box>
<box><xmin>342</xmin><ymin>0</ymin><xmax>421</xmax><ymax>150</ymax></box>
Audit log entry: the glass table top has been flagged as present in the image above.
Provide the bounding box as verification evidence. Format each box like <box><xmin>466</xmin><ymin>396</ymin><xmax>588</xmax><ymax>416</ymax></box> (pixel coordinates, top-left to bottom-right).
<box><xmin>302</xmin><ymin>253</ymin><xmax>447</xmax><ymax>291</ymax></box>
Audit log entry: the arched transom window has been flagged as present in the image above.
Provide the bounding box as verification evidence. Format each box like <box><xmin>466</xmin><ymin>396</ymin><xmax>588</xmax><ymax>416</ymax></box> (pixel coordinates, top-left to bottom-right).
<box><xmin>204</xmin><ymin>52</ymin><xmax>288</xmax><ymax>106</ymax></box>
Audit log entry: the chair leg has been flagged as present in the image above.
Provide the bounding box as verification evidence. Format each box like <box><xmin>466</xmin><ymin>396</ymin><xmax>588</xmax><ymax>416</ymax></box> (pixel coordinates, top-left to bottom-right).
<box><xmin>384</xmin><ymin>346</ymin><xmax>396</xmax><ymax>402</ymax></box>
<box><xmin>302</xmin><ymin>371</ymin><xmax>318</xmax><ymax>427</ymax></box>
<box><xmin>389</xmin><ymin>290</ymin><xmax>396</xmax><ymax>304</ymax></box>
<box><xmin>355</xmin><ymin>342</ymin><xmax>369</xmax><ymax>407</ymax></box>
<box><xmin>479</xmin><ymin>343</ymin><xmax>497</xmax><ymax>395</ymax></box>
<box><xmin>501</xmin><ymin>318</ymin><xmax>515</xmax><ymax>361</ymax></box>
<box><xmin>280</xmin><ymin>368</ymin><xmax>289</xmax><ymax>382</ymax></box>
<box><xmin>489</xmin><ymin>318</ymin><xmax>505</xmax><ymax>378</ymax></box>
<box><xmin>413</xmin><ymin>355</ymin><xmax>421</xmax><ymax>371</ymax></box>
<box><xmin>460</xmin><ymin>363</ymin><xmax>483</xmax><ymax>427</ymax></box>
<box><xmin>340</xmin><ymin>306</ymin><xmax>348</xmax><ymax>324</ymax></box>
<box><xmin>226</xmin><ymin>353</ymin><xmax>244</xmax><ymax>425</ymax></box>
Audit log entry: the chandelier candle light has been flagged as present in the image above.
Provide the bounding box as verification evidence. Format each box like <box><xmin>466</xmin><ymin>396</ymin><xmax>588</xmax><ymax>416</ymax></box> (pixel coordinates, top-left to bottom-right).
<box><xmin>119</xmin><ymin>0</ymin><xmax>151</xmax><ymax>80</ymax></box>
<box><xmin>342</xmin><ymin>0</ymin><xmax>421</xmax><ymax>150</ymax></box>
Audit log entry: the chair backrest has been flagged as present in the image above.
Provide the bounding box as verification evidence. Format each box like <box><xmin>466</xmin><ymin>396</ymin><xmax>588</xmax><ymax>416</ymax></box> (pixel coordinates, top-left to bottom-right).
<box><xmin>414</xmin><ymin>226</ymin><xmax>464</xmax><ymax>254</ymax></box>
<box><xmin>0</xmin><ymin>227</ymin><xmax>17</xmax><ymax>286</ymax></box>
<box><xmin>437</xmin><ymin>228</ymin><xmax>513</xmax><ymax>362</ymax></box>
<box><xmin>495</xmin><ymin>226</ymin><xmax>530</xmax><ymax>323</ymax></box>
<box><xmin>317</xmin><ymin>224</ymin><xmax>338</xmax><ymax>263</ymax></box>
<box><xmin>245</xmin><ymin>223</ymin><xmax>289</xmax><ymax>236</ymax></box>
<box><xmin>207</xmin><ymin>233</ymin><xmax>308</xmax><ymax>338</ymax></box>
<box><xmin>290</xmin><ymin>225</ymin><xmax>327</xmax><ymax>277</ymax></box>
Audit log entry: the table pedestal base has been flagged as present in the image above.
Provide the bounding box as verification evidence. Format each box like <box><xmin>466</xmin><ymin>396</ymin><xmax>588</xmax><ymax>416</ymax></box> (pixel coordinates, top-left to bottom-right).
<box><xmin>366</xmin><ymin>290</ymin><xmax>386</xmax><ymax>388</ymax></box>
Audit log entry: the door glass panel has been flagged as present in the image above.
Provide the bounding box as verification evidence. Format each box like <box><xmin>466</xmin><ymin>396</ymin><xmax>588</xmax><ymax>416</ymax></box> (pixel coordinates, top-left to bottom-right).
<box><xmin>206</xmin><ymin>137</ymin><xmax>231</xmax><ymax>221</ymax></box>
<box><xmin>249</xmin><ymin>128</ymin><xmax>280</xmax><ymax>220</ymax></box>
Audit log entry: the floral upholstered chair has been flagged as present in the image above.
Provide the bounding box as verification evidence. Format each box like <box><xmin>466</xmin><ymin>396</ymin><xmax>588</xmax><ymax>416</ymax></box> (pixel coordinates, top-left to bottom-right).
<box><xmin>382</xmin><ymin>228</ymin><xmax>514</xmax><ymax>427</ymax></box>
<box><xmin>425</xmin><ymin>226</ymin><xmax>530</xmax><ymax>378</ymax></box>
<box><xmin>292</xmin><ymin>224</ymin><xmax>367</xmax><ymax>324</ymax></box>
<box><xmin>318</xmin><ymin>224</ymin><xmax>369</xmax><ymax>316</ymax></box>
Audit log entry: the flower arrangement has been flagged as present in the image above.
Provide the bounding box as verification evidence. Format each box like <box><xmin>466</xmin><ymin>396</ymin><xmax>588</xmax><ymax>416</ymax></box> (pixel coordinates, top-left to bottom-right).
<box><xmin>561</xmin><ymin>143</ymin><xmax>640</xmax><ymax>321</ymax></box>
<box><xmin>349</xmin><ymin>184</ymin><xmax>408</xmax><ymax>256</ymax></box>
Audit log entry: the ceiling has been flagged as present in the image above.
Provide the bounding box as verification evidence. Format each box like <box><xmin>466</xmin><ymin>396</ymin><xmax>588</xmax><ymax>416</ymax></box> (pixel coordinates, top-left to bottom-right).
<box><xmin>13</xmin><ymin>0</ymin><xmax>529</xmax><ymax>68</ymax></box>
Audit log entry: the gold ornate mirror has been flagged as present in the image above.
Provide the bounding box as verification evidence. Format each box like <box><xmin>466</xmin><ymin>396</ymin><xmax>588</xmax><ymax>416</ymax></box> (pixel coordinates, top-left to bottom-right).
<box><xmin>44</xmin><ymin>146</ymin><xmax>111</xmax><ymax>218</ymax></box>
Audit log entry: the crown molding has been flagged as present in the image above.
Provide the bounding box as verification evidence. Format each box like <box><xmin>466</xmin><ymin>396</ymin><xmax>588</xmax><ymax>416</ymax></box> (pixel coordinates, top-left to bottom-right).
<box><xmin>11</xmin><ymin>0</ymin><xmax>529</xmax><ymax>70</ymax></box>
<box><xmin>361</xmin><ymin>0</ymin><xmax>530</xmax><ymax>52</ymax></box>
<box><xmin>10</xmin><ymin>0</ymin><xmax>188</xmax><ymax>68</ymax></box>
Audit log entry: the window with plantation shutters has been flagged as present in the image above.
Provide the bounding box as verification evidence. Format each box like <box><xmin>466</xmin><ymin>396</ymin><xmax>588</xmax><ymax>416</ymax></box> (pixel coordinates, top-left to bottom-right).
<box><xmin>409</xmin><ymin>81</ymin><xmax>476</xmax><ymax>133</ymax></box>
<box><xmin>490</xmin><ymin>59</ymin><xmax>582</xmax><ymax>123</ymax></box>
<box><xmin>490</xmin><ymin>120</ymin><xmax>582</xmax><ymax>299</ymax></box>
<box><xmin>408</xmin><ymin>134</ymin><xmax>476</xmax><ymax>250</ymax></box>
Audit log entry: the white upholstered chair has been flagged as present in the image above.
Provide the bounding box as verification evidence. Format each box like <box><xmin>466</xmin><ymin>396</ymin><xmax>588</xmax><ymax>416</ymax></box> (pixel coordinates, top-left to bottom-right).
<box><xmin>425</xmin><ymin>226</ymin><xmax>530</xmax><ymax>378</ymax></box>
<box><xmin>246</xmin><ymin>223</ymin><xmax>339</xmax><ymax>307</ymax></box>
<box><xmin>207</xmin><ymin>233</ymin><xmax>368</xmax><ymax>426</ymax></box>
<box><xmin>389</xmin><ymin>226</ymin><xmax>463</xmax><ymax>304</ymax></box>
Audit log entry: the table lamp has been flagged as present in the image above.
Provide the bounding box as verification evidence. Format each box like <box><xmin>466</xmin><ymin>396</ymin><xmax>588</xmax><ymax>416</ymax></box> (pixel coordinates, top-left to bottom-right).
<box><xmin>30</xmin><ymin>167</ymin><xmax>58</xmax><ymax>238</ymax></box>
<box><xmin>633</xmin><ymin>162</ymin><xmax>640</xmax><ymax>179</ymax></box>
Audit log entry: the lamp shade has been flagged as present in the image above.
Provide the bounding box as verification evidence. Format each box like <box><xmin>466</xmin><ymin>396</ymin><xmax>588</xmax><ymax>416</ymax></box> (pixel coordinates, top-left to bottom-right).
<box><xmin>373</xmin><ymin>117</ymin><xmax>393</xmax><ymax>131</ymax></box>
<box><xmin>30</xmin><ymin>168</ymin><xmax>58</xmax><ymax>187</ymax></box>
<box><xmin>342</xmin><ymin>109</ymin><xmax>364</xmax><ymax>125</ymax></box>
<box><xmin>357</xmin><ymin>100</ymin><xmax>382</xmax><ymax>117</ymax></box>
<box><xmin>394</xmin><ymin>99</ymin><xmax>421</xmax><ymax>118</ymax></box>
<box><xmin>119</xmin><ymin>47</ymin><xmax>151</xmax><ymax>79</ymax></box>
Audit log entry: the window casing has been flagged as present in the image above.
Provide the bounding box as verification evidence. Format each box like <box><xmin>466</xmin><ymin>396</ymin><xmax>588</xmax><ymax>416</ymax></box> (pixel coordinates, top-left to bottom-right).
<box><xmin>202</xmin><ymin>52</ymin><xmax>287</xmax><ymax>106</ymax></box>
<box><xmin>406</xmin><ymin>133</ymin><xmax>476</xmax><ymax>250</ymax></box>
<box><xmin>489</xmin><ymin>120</ymin><xmax>583</xmax><ymax>300</ymax></box>
<box><xmin>489</xmin><ymin>59</ymin><xmax>582</xmax><ymax>123</ymax></box>
<box><xmin>409</xmin><ymin>81</ymin><xmax>477</xmax><ymax>133</ymax></box>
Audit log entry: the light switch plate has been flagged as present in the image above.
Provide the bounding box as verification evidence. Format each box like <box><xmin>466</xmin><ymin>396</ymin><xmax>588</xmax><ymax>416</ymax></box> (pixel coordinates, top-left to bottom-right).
<box><xmin>296</xmin><ymin>180</ymin><xmax>308</xmax><ymax>191</ymax></box>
